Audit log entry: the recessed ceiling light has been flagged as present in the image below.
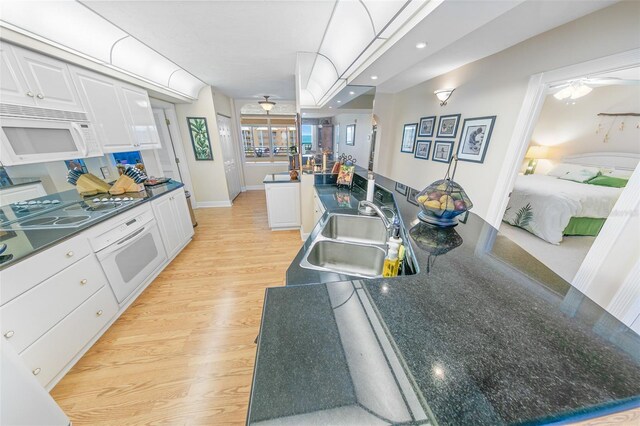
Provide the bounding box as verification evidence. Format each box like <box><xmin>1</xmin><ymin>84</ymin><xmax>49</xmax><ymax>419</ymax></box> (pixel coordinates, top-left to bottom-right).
<box><xmin>371</xmin><ymin>75</ymin><xmax>378</xmax><ymax>80</ymax></box>
<box><xmin>329</xmin><ymin>106</ymin><xmax>333</xmax><ymax>109</ymax></box>
<box><xmin>349</xmin><ymin>91</ymin><xmax>355</xmax><ymax>95</ymax></box>
<box><xmin>415</xmin><ymin>42</ymin><xmax>427</xmax><ymax>49</ymax></box>
<box><xmin>337</xmin><ymin>100</ymin><xmax>342</xmax><ymax>103</ymax></box>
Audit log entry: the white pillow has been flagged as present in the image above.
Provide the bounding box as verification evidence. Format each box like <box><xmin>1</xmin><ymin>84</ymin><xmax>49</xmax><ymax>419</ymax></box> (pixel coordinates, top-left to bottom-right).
<box><xmin>547</xmin><ymin>163</ymin><xmax>599</xmax><ymax>177</ymax></box>
<box><xmin>558</xmin><ymin>168</ymin><xmax>600</xmax><ymax>183</ymax></box>
<box><xmin>604</xmin><ymin>169</ymin><xmax>633</xmax><ymax>179</ymax></box>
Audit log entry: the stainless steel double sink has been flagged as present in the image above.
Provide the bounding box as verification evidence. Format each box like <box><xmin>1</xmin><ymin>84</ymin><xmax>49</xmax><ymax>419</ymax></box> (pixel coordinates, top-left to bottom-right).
<box><xmin>300</xmin><ymin>213</ymin><xmax>390</xmax><ymax>278</ymax></box>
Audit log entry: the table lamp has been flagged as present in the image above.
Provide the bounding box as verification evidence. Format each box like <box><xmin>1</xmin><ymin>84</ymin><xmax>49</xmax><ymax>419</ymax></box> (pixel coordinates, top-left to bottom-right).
<box><xmin>524</xmin><ymin>146</ymin><xmax>548</xmax><ymax>175</ymax></box>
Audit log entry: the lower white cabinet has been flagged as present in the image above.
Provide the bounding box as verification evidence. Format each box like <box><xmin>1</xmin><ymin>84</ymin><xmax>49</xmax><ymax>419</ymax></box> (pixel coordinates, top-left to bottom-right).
<box><xmin>0</xmin><ymin>182</ymin><xmax>46</xmax><ymax>206</ymax></box>
<box><xmin>152</xmin><ymin>188</ymin><xmax>194</xmax><ymax>259</ymax></box>
<box><xmin>1</xmin><ymin>254</ymin><xmax>106</xmax><ymax>353</ymax></box>
<box><xmin>265</xmin><ymin>182</ymin><xmax>301</xmax><ymax>229</ymax></box>
<box><xmin>20</xmin><ymin>286</ymin><xmax>118</xmax><ymax>388</ymax></box>
<box><xmin>313</xmin><ymin>189</ymin><xmax>326</xmax><ymax>225</ymax></box>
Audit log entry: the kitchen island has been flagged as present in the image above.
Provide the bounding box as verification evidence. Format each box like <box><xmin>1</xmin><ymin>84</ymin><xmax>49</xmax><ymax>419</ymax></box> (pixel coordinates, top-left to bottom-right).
<box><xmin>248</xmin><ymin>171</ymin><xmax>640</xmax><ymax>425</ymax></box>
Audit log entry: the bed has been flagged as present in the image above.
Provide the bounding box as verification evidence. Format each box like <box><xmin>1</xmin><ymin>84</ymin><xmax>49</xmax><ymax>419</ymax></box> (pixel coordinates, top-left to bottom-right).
<box><xmin>502</xmin><ymin>152</ymin><xmax>638</xmax><ymax>245</ymax></box>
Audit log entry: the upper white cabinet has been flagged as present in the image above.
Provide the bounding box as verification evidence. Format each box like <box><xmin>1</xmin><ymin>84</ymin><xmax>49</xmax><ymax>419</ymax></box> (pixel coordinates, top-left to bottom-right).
<box><xmin>71</xmin><ymin>67</ymin><xmax>134</xmax><ymax>153</ymax></box>
<box><xmin>0</xmin><ymin>43</ymin><xmax>32</xmax><ymax>106</ymax></box>
<box><xmin>70</xmin><ymin>66</ymin><xmax>161</xmax><ymax>153</ymax></box>
<box><xmin>120</xmin><ymin>85</ymin><xmax>162</xmax><ymax>150</ymax></box>
<box><xmin>0</xmin><ymin>42</ymin><xmax>83</xmax><ymax>112</ymax></box>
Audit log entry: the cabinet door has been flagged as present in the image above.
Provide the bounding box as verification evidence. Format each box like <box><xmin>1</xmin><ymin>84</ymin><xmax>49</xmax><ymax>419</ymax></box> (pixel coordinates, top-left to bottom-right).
<box><xmin>71</xmin><ymin>68</ymin><xmax>135</xmax><ymax>153</ymax></box>
<box><xmin>266</xmin><ymin>184</ymin><xmax>301</xmax><ymax>229</ymax></box>
<box><xmin>0</xmin><ymin>43</ymin><xmax>35</xmax><ymax>106</ymax></box>
<box><xmin>173</xmin><ymin>189</ymin><xmax>194</xmax><ymax>244</ymax></box>
<box><xmin>120</xmin><ymin>85</ymin><xmax>162</xmax><ymax>150</ymax></box>
<box><xmin>19</xmin><ymin>286</ymin><xmax>117</xmax><ymax>388</ymax></box>
<box><xmin>15</xmin><ymin>47</ymin><xmax>83</xmax><ymax>112</ymax></box>
<box><xmin>152</xmin><ymin>194</ymin><xmax>182</xmax><ymax>258</ymax></box>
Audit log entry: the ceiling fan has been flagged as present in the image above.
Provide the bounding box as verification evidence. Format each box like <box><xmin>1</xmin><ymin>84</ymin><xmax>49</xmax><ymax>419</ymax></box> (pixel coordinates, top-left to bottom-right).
<box><xmin>549</xmin><ymin>76</ymin><xmax>640</xmax><ymax>101</ymax></box>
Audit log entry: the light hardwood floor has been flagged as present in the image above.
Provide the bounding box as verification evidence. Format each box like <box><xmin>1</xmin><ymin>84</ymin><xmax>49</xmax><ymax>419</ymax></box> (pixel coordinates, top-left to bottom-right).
<box><xmin>51</xmin><ymin>190</ymin><xmax>302</xmax><ymax>425</ymax></box>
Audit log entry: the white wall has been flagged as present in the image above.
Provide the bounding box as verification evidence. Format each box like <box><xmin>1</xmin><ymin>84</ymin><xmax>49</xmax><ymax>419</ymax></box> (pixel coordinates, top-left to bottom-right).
<box><xmin>4</xmin><ymin>155</ymin><xmax>118</xmax><ymax>194</ymax></box>
<box><xmin>243</xmin><ymin>162</ymin><xmax>289</xmax><ymax>190</ymax></box>
<box><xmin>175</xmin><ymin>86</ymin><xmax>231</xmax><ymax>206</ymax></box>
<box><xmin>333</xmin><ymin>113</ymin><xmax>373</xmax><ymax>165</ymax></box>
<box><xmin>526</xmin><ymin>84</ymin><xmax>640</xmax><ymax>174</ymax></box>
<box><xmin>373</xmin><ymin>1</ymin><xmax>640</xmax><ymax>220</ymax></box>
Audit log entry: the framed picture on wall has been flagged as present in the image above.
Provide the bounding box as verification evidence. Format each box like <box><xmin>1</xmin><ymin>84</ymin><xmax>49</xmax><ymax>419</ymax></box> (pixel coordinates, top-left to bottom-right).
<box><xmin>418</xmin><ymin>116</ymin><xmax>436</xmax><ymax>137</ymax></box>
<box><xmin>407</xmin><ymin>187</ymin><xmax>420</xmax><ymax>206</ymax></box>
<box><xmin>395</xmin><ymin>182</ymin><xmax>408</xmax><ymax>195</ymax></box>
<box><xmin>436</xmin><ymin>114</ymin><xmax>461</xmax><ymax>138</ymax></box>
<box><xmin>345</xmin><ymin>124</ymin><xmax>356</xmax><ymax>146</ymax></box>
<box><xmin>432</xmin><ymin>140</ymin><xmax>454</xmax><ymax>163</ymax></box>
<box><xmin>400</xmin><ymin>123</ymin><xmax>418</xmax><ymax>153</ymax></box>
<box><xmin>187</xmin><ymin>117</ymin><xmax>214</xmax><ymax>161</ymax></box>
<box><xmin>457</xmin><ymin>116</ymin><xmax>496</xmax><ymax>164</ymax></box>
<box><xmin>414</xmin><ymin>140</ymin><xmax>431</xmax><ymax>160</ymax></box>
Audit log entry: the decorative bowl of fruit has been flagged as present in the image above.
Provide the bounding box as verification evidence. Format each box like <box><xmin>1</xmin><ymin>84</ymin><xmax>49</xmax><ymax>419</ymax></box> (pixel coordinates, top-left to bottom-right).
<box><xmin>414</xmin><ymin>157</ymin><xmax>473</xmax><ymax>227</ymax></box>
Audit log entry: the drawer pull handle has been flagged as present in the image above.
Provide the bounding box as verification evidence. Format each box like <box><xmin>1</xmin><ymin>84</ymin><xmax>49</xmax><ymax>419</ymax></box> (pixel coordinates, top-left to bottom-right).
<box><xmin>36</xmin><ymin>93</ymin><xmax>44</xmax><ymax>99</ymax></box>
<box><xmin>66</xmin><ymin>251</ymin><xmax>74</xmax><ymax>257</ymax></box>
<box><xmin>80</xmin><ymin>279</ymin><xmax>88</xmax><ymax>285</ymax></box>
<box><xmin>32</xmin><ymin>368</ymin><xmax>41</xmax><ymax>376</ymax></box>
<box><xmin>26</xmin><ymin>91</ymin><xmax>34</xmax><ymax>97</ymax></box>
<box><xmin>4</xmin><ymin>330</ymin><xmax>14</xmax><ymax>338</ymax></box>
<box><xmin>96</xmin><ymin>310</ymin><xmax>103</xmax><ymax>316</ymax></box>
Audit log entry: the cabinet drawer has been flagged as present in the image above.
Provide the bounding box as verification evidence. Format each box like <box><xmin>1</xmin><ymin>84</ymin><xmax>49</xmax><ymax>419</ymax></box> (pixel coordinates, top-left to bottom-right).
<box><xmin>1</xmin><ymin>254</ymin><xmax>107</xmax><ymax>353</ymax></box>
<box><xmin>0</xmin><ymin>234</ymin><xmax>92</xmax><ymax>305</ymax></box>
<box><xmin>20</xmin><ymin>286</ymin><xmax>117</xmax><ymax>388</ymax></box>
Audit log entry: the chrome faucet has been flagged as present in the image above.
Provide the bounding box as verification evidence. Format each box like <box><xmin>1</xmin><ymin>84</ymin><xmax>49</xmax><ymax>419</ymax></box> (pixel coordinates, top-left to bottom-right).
<box><xmin>358</xmin><ymin>200</ymin><xmax>396</xmax><ymax>230</ymax></box>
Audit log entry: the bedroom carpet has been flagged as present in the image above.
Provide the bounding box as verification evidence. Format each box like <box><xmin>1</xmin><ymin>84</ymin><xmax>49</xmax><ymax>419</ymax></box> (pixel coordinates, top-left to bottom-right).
<box><xmin>498</xmin><ymin>223</ymin><xmax>595</xmax><ymax>283</ymax></box>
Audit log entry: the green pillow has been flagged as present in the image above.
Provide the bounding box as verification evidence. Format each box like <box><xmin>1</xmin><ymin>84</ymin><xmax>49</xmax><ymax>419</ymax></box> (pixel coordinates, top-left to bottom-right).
<box><xmin>587</xmin><ymin>175</ymin><xmax>628</xmax><ymax>188</ymax></box>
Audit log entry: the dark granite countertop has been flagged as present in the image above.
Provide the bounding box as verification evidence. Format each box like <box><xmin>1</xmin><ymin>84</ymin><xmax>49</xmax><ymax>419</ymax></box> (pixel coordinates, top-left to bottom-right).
<box><xmin>0</xmin><ymin>177</ymin><xmax>42</xmax><ymax>189</ymax></box>
<box><xmin>263</xmin><ymin>172</ymin><xmax>299</xmax><ymax>184</ymax></box>
<box><xmin>0</xmin><ymin>180</ymin><xmax>184</xmax><ymax>269</ymax></box>
<box><xmin>248</xmin><ymin>170</ymin><xmax>640</xmax><ymax>425</ymax></box>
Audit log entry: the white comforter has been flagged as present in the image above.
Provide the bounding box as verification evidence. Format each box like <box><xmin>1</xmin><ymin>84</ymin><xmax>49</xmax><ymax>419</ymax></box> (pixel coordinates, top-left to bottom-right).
<box><xmin>503</xmin><ymin>174</ymin><xmax>622</xmax><ymax>244</ymax></box>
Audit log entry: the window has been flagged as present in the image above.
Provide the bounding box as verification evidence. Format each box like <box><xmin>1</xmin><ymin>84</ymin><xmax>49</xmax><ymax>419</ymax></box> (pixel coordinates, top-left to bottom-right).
<box><xmin>241</xmin><ymin>116</ymin><xmax>297</xmax><ymax>162</ymax></box>
<box><xmin>301</xmin><ymin>124</ymin><xmax>314</xmax><ymax>154</ymax></box>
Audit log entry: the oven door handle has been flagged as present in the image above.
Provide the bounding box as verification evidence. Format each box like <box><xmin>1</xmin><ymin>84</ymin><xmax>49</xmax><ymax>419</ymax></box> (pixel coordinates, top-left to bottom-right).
<box><xmin>98</xmin><ymin>223</ymin><xmax>154</xmax><ymax>257</ymax></box>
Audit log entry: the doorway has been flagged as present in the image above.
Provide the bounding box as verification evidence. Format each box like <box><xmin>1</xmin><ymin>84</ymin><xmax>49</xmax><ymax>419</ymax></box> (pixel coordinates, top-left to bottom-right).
<box><xmin>148</xmin><ymin>99</ymin><xmax>196</xmax><ymax>206</ymax></box>
<box><xmin>217</xmin><ymin>114</ymin><xmax>242</xmax><ymax>202</ymax></box>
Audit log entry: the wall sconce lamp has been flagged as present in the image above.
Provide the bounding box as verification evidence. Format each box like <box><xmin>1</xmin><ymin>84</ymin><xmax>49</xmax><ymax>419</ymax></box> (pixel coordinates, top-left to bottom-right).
<box><xmin>259</xmin><ymin>95</ymin><xmax>276</xmax><ymax>113</ymax></box>
<box><xmin>434</xmin><ymin>88</ymin><xmax>455</xmax><ymax>106</ymax></box>
<box><xmin>524</xmin><ymin>145</ymin><xmax>548</xmax><ymax>175</ymax></box>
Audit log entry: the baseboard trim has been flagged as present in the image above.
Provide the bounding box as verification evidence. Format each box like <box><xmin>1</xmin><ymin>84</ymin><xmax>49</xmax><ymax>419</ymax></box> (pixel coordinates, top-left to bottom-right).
<box><xmin>245</xmin><ymin>185</ymin><xmax>264</xmax><ymax>191</ymax></box>
<box><xmin>196</xmin><ymin>200</ymin><xmax>232</xmax><ymax>208</ymax></box>
<box><xmin>300</xmin><ymin>230</ymin><xmax>310</xmax><ymax>241</ymax></box>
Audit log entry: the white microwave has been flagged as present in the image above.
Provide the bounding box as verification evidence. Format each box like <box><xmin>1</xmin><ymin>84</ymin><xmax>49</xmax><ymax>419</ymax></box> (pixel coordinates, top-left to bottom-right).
<box><xmin>0</xmin><ymin>105</ymin><xmax>102</xmax><ymax>166</ymax></box>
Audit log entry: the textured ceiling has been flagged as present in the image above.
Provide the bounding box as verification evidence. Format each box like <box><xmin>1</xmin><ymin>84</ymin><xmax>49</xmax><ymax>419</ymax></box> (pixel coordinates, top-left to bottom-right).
<box><xmin>82</xmin><ymin>0</ymin><xmax>334</xmax><ymax>100</ymax></box>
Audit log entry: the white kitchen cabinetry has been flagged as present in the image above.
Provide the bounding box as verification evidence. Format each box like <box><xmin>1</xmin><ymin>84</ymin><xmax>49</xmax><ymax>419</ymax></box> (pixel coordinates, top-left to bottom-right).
<box><xmin>0</xmin><ymin>42</ymin><xmax>83</xmax><ymax>112</ymax></box>
<box><xmin>1</xmin><ymin>254</ymin><xmax>107</xmax><ymax>353</ymax></box>
<box><xmin>266</xmin><ymin>182</ymin><xmax>301</xmax><ymax>229</ymax></box>
<box><xmin>120</xmin><ymin>85</ymin><xmax>162</xmax><ymax>150</ymax></box>
<box><xmin>71</xmin><ymin>66</ymin><xmax>161</xmax><ymax>152</ymax></box>
<box><xmin>152</xmin><ymin>188</ymin><xmax>194</xmax><ymax>259</ymax></box>
<box><xmin>71</xmin><ymin>67</ymin><xmax>134</xmax><ymax>152</ymax></box>
<box><xmin>20</xmin><ymin>286</ymin><xmax>117</xmax><ymax>388</ymax></box>
<box><xmin>0</xmin><ymin>233</ymin><xmax>92</xmax><ymax>305</ymax></box>
<box><xmin>313</xmin><ymin>189</ymin><xmax>326</xmax><ymax>225</ymax></box>
<box><xmin>0</xmin><ymin>182</ymin><xmax>46</xmax><ymax>206</ymax></box>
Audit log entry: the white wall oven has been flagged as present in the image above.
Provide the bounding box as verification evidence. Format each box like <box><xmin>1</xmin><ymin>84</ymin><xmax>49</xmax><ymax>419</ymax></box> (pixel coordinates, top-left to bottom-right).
<box><xmin>91</xmin><ymin>208</ymin><xmax>166</xmax><ymax>304</ymax></box>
